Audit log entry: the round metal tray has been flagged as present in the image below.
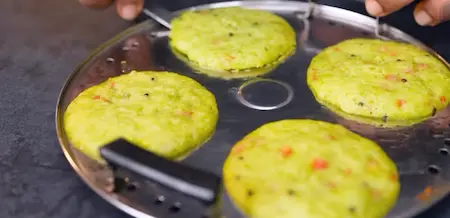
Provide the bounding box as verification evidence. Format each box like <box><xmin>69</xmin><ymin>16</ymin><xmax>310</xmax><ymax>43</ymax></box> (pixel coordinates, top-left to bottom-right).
<box><xmin>55</xmin><ymin>1</ymin><xmax>450</xmax><ymax>217</ymax></box>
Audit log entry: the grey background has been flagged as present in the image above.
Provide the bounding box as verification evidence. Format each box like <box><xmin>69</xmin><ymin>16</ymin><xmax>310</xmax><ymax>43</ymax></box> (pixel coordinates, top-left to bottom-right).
<box><xmin>1</xmin><ymin>0</ymin><xmax>450</xmax><ymax>217</ymax></box>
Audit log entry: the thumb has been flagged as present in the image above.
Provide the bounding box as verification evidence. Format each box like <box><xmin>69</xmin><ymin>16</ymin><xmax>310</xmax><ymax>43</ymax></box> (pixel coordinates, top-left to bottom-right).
<box><xmin>365</xmin><ymin>0</ymin><xmax>415</xmax><ymax>16</ymax></box>
<box><xmin>116</xmin><ymin>0</ymin><xmax>144</xmax><ymax>20</ymax></box>
<box><xmin>414</xmin><ymin>0</ymin><xmax>450</xmax><ymax>26</ymax></box>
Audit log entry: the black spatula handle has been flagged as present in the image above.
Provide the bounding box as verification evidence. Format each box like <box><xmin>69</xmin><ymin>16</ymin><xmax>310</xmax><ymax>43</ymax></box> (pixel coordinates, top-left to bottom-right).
<box><xmin>99</xmin><ymin>138</ymin><xmax>222</xmax><ymax>206</ymax></box>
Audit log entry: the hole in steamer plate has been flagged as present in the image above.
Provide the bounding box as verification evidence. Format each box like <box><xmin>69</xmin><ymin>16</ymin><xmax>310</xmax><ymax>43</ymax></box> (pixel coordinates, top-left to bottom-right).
<box><xmin>427</xmin><ymin>165</ymin><xmax>441</xmax><ymax>175</ymax></box>
<box><xmin>439</xmin><ymin>148</ymin><xmax>449</xmax><ymax>156</ymax></box>
<box><xmin>444</xmin><ymin>138</ymin><xmax>450</xmax><ymax>146</ymax></box>
<box><xmin>154</xmin><ymin>195</ymin><xmax>165</xmax><ymax>205</ymax></box>
<box><xmin>169</xmin><ymin>202</ymin><xmax>182</xmax><ymax>213</ymax></box>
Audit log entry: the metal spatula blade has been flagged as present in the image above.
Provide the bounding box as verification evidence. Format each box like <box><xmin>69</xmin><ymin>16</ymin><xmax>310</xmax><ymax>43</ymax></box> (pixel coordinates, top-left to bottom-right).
<box><xmin>100</xmin><ymin>139</ymin><xmax>245</xmax><ymax>218</ymax></box>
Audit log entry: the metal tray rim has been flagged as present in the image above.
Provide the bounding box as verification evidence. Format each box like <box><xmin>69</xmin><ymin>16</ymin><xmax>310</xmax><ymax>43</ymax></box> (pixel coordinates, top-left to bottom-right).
<box><xmin>55</xmin><ymin>1</ymin><xmax>450</xmax><ymax>218</ymax></box>
<box><xmin>55</xmin><ymin>20</ymin><xmax>157</xmax><ymax>218</ymax></box>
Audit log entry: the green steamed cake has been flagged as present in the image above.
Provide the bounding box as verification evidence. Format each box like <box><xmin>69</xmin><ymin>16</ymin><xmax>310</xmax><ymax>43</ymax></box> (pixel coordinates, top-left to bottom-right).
<box><xmin>64</xmin><ymin>71</ymin><xmax>218</xmax><ymax>162</ymax></box>
<box><xmin>169</xmin><ymin>7</ymin><xmax>296</xmax><ymax>79</ymax></box>
<box><xmin>223</xmin><ymin>119</ymin><xmax>400</xmax><ymax>218</ymax></box>
<box><xmin>307</xmin><ymin>38</ymin><xmax>450</xmax><ymax>127</ymax></box>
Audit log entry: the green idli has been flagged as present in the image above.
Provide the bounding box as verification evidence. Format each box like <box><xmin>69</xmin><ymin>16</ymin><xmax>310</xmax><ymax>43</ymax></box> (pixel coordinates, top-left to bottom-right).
<box><xmin>64</xmin><ymin>71</ymin><xmax>218</xmax><ymax>162</ymax></box>
<box><xmin>223</xmin><ymin>119</ymin><xmax>399</xmax><ymax>218</ymax></box>
<box><xmin>307</xmin><ymin>38</ymin><xmax>450</xmax><ymax>127</ymax></box>
<box><xmin>169</xmin><ymin>7</ymin><xmax>296</xmax><ymax>79</ymax></box>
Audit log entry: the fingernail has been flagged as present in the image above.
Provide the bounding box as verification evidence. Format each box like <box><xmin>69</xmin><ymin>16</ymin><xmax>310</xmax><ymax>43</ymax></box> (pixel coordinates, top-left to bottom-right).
<box><xmin>366</xmin><ymin>0</ymin><xmax>383</xmax><ymax>16</ymax></box>
<box><xmin>121</xmin><ymin>4</ymin><xmax>137</xmax><ymax>20</ymax></box>
<box><xmin>415</xmin><ymin>10</ymin><xmax>433</xmax><ymax>26</ymax></box>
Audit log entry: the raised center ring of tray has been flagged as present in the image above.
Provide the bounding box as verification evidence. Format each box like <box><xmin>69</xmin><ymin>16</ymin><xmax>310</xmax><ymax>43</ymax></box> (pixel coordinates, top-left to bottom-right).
<box><xmin>55</xmin><ymin>1</ymin><xmax>450</xmax><ymax>218</ymax></box>
<box><xmin>236</xmin><ymin>79</ymin><xmax>294</xmax><ymax>110</ymax></box>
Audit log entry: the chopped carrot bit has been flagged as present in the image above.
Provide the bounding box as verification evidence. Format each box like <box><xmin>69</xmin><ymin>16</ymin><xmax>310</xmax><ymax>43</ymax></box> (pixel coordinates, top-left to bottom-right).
<box><xmin>311</xmin><ymin>68</ymin><xmax>318</xmax><ymax>79</ymax></box>
<box><xmin>388</xmin><ymin>52</ymin><xmax>397</xmax><ymax>57</ymax></box>
<box><xmin>416</xmin><ymin>186</ymin><xmax>433</xmax><ymax>201</ymax></box>
<box><xmin>327</xmin><ymin>182</ymin><xmax>336</xmax><ymax>189</ymax></box>
<box><xmin>92</xmin><ymin>95</ymin><xmax>101</xmax><ymax>99</ymax></box>
<box><xmin>403</xmin><ymin>67</ymin><xmax>414</xmax><ymax>74</ymax></box>
<box><xmin>178</xmin><ymin>111</ymin><xmax>193</xmax><ymax>116</ymax></box>
<box><xmin>327</xmin><ymin>135</ymin><xmax>336</xmax><ymax>140</ymax></box>
<box><xmin>101</xmin><ymin>97</ymin><xmax>111</xmax><ymax>103</ymax></box>
<box><xmin>380</xmin><ymin>46</ymin><xmax>396</xmax><ymax>56</ymax></box>
<box><xmin>226</xmin><ymin>55</ymin><xmax>236</xmax><ymax>61</ymax></box>
<box><xmin>396</xmin><ymin>99</ymin><xmax>406</xmax><ymax>108</ymax></box>
<box><xmin>312</xmin><ymin>158</ymin><xmax>328</xmax><ymax>170</ymax></box>
<box><xmin>390</xmin><ymin>173</ymin><xmax>398</xmax><ymax>181</ymax></box>
<box><xmin>312</xmin><ymin>72</ymin><xmax>318</xmax><ymax>81</ymax></box>
<box><xmin>417</xmin><ymin>63</ymin><xmax>429</xmax><ymax>69</ymax></box>
<box><xmin>333</xmin><ymin>47</ymin><xmax>341</xmax><ymax>52</ymax></box>
<box><xmin>280</xmin><ymin>146</ymin><xmax>293</xmax><ymax>158</ymax></box>
<box><xmin>384</xmin><ymin>74</ymin><xmax>398</xmax><ymax>81</ymax></box>
<box><xmin>109</xmin><ymin>82</ymin><xmax>115</xmax><ymax>88</ymax></box>
<box><xmin>440</xmin><ymin>96</ymin><xmax>446</xmax><ymax>103</ymax></box>
<box><xmin>344</xmin><ymin>169</ymin><xmax>352</xmax><ymax>175</ymax></box>
<box><xmin>371</xmin><ymin>189</ymin><xmax>381</xmax><ymax>198</ymax></box>
<box><xmin>232</xmin><ymin>143</ymin><xmax>246</xmax><ymax>155</ymax></box>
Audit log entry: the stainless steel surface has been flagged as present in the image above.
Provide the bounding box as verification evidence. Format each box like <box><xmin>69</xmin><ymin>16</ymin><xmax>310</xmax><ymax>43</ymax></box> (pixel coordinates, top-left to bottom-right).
<box><xmin>142</xmin><ymin>4</ymin><xmax>174</xmax><ymax>29</ymax></box>
<box><xmin>56</xmin><ymin>1</ymin><xmax>450</xmax><ymax>218</ymax></box>
<box><xmin>300</xmin><ymin>0</ymin><xmax>315</xmax><ymax>19</ymax></box>
<box><xmin>375</xmin><ymin>16</ymin><xmax>381</xmax><ymax>38</ymax></box>
<box><xmin>374</xmin><ymin>16</ymin><xmax>390</xmax><ymax>40</ymax></box>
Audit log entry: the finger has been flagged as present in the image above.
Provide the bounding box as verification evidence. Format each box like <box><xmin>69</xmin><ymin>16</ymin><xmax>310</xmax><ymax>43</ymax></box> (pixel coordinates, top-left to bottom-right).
<box><xmin>414</xmin><ymin>0</ymin><xmax>450</xmax><ymax>26</ymax></box>
<box><xmin>365</xmin><ymin>0</ymin><xmax>415</xmax><ymax>16</ymax></box>
<box><xmin>116</xmin><ymin>0</ymin><xmax>144</xmax><ymax>20</ymax></box>
<box><xmin>79</xmin><ymin>0</ymin><xmax>113</xmax><ymax>9</ymax></box>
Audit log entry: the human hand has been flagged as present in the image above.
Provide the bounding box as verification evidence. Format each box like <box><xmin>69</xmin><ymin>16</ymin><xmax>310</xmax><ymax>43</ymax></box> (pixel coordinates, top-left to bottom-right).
<box><xmin>79</xmin><ymin>0</ymin><xmax>144</xmax><ymax>20</ymax></box>
<box><xmin>365</xmin><ymin>0</ymin><xmax>450</xmax><ymax>26</ymax></box>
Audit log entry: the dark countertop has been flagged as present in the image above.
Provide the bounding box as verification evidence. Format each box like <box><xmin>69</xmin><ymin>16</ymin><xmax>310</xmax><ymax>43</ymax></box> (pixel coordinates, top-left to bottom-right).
<box><xmin>0</xmin><ymin>0</ymin><xmax>450</xmax><ymax>218</ymax></box>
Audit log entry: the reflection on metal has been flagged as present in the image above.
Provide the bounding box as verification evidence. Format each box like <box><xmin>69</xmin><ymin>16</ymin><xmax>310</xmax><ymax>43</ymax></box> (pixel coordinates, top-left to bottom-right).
<box><xmin>374</xmin><ymin>16</ymin><xmax>390</xmax><ymax>40</ymax></box>
<box><xmin>305</xmin><ymin>0</ymin><xmax>316</xmax><ymax>19</ymax></box>
<box><xmin>236</xmin><ymin>78</ymin><xmax>294</xmax><ymax>110</ymax></box>
<box><xmin>297</xmin><ymin>13</ymin><xmax>322</xmax><ymax>55</ymax></box>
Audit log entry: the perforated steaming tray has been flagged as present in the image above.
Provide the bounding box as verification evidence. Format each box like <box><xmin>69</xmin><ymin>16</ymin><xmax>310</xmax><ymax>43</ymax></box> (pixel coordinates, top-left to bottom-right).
<box><xmin>55</xmin><ymin>1</ymin><xmax>450</xmax><ymax>218</ymax></box>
